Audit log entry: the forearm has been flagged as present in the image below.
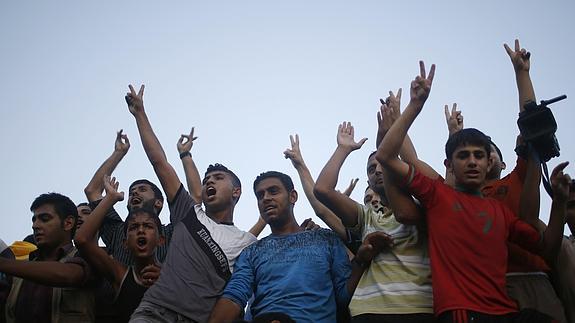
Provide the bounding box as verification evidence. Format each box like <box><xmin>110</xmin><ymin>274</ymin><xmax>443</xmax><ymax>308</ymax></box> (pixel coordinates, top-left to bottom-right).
<box><xmin>542</xmin><ymin>199</ymin><xmax>567</xmax><ymax>265</ymax></box>
<box><xmin>207</xmin><ymin>298</ymin><xmax>242</xmax><ymax>323</ymax></box>
<box><xmin>181</xmin><ymin>155</ymin><xmax>202</xmax><ymax>204</ymax></box>
<box><xmin>75</xmin><ymin>195</ymin><xmax>117</xmax><ymax>246</ymax></box>
<box><xmin>249</xmin><ymin>216</ymin><xmax>267</xmax><ymax>237</ymax></box>
<box><xmin>515</xmin><ymin>71</ymin><xmax>536</xmax><ymax>112</ymax></box>
<box><xmin>134</xmin><ymin>112</ymin><xmax>168</xmax><ymax>166</ymax></box>
<box><xmin>383</xmin><ymin>172</ymin><xmax>423</xmax><ymax>224</ymax></box>
<box><xmin>0</xmin><ymin>259</ymin><xmax>85</xmax><ymax>287</ymax></box>
<box><xmin>85</xmin><ymin>151</ymin><xmax>126</xmax><ymax>202</ymax></box>
<box><xmin>376</xmin><ymin>100</ymin><xmax>421</xmax><ymax>165</ymax></box>
<box><xmin>295</xmin><ymin>163</ymin><xmax>347</xmax><ymax>240</ymax></box>
<box><xmin>315</xmin><ymin>146</ymin><xmax>352</xmax><ymax>192</ymax></box>
<box><xmin>346</xmin><ymin>259</ymin><xmax>367</xmax><ymax>296</ymax></box>
<box><xmin>519</xmin><ymin>153</ymin><xmax>543</xmax><ymax>229</ymax></box>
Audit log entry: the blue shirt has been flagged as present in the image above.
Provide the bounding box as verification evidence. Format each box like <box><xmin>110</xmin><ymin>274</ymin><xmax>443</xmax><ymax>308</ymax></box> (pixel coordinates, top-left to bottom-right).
<box><xmin>223</xmin><ymin>228</ymin><xmax>351</xmax><ymax>322</ymax></box>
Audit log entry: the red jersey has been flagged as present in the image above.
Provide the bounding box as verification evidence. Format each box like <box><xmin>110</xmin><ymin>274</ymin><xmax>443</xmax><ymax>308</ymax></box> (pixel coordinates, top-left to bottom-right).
<box><xmin>408</xmin><ymin>169</ymin><xmax>541</xmax><ymax>316</ymax></box>
<box><xmin>481</xmin><ymin>158</ymin><xmax>550</xmax><ymax>273</ymax></box>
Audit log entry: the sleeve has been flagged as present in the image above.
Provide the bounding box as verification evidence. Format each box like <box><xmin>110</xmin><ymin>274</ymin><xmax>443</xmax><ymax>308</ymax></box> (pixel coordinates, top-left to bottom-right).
<box><xmin>407</xmin><ymin>169</ymin><xmax>438</xmax><ymax>209</ymax></box>
<box><xmin>64</xmin><ymin>253</ymin><xmax>95</xmax><ymax>287</ymax></box>
<box><xmin>221</xmin><ymin>247</ymin><xmax>255</xmax><ymax>309</ymax></box>
<box><xmin>508</xmin><ymin>215</ymin><xmax>542</xmax><ymax>253</ymax></box>
<box><xmin>512</xmin><ymin>157</ymin><xmax>528</xmax><ymax>183</ymax></box>
<box><xmin>347</xmin><ymin>203</ymin><xmax>366</xmax><ymax>234</ymax></box>
<box><xmin>330</xmin><ymin>234</ymin><xmax>352</xmax><ymax>305</ymax></box>
<box><xmin>168</xmin><ymin>184</ymin><xmax>195</xmax><ymax>224</ymax></box>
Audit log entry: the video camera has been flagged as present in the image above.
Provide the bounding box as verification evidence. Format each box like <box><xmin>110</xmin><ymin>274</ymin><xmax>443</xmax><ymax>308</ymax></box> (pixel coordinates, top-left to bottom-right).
<box><xmin>517</xmin><ymin>95</ymin><xmax>566</xmax><ymax>162</ymax></box>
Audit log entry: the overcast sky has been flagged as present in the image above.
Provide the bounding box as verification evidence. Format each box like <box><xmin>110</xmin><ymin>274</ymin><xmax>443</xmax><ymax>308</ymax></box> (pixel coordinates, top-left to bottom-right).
<box><xmin>1</xmin><ymin>1</ymin><xmax>574</xmax><ymax>244</ymax></box>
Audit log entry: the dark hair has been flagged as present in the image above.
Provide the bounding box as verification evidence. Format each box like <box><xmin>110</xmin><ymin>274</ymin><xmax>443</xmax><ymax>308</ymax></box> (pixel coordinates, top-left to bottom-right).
<box><xmin>445</xmin><ymin>128</ymin><xmax>492</xmax><ymax>160</ymax></box>
<box><xmin>204</xmin><ymin>163</ymin><xmax>241</xmax><ymax>189</ymax></box>
<box><xmin>253</xmin><ymin>171</ymin><xmax>294</xmax><ymax>194</ymax></box>
<box><xmin>489</xmin><ymin>140</ymin><xmax>504</xmax><ymax>163</ymax></box>
<box><xmin>76</xmin><ymin>202</ymin><xmax>91</xmax><ymax>209</ymax></box>
<box><xmin>30</xmin><ymin>193</ymin><xmax>78</xmax><ymax>237</ymax></box>
<box><xmin>123</xmin><ymin>205</ymin><xmax>162</xmax><ymax>235</ymax></box>
<box><xmin>129</xmin><ymin>179</ymin><xmax>164</xmax><ymax>202</ymax></box>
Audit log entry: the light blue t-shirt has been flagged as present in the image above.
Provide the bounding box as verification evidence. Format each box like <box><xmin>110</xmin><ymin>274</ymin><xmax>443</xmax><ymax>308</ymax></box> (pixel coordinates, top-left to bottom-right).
<box><xmin>223</xmin><ymin>228</ymin><xmax>351</xmax><ymax>322</ymax></box>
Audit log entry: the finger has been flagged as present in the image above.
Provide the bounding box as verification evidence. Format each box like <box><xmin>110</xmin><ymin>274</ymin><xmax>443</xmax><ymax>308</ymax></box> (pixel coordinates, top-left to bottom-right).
<box><xmin>419</xmin><ymin>60</ymin><xmax>426</xmax><ymax>79</ymax></box>
<box><xmin>352</xmin><ymin>178</ymin><xmax>359</xmax><ymax>185</ymax></box>
<box><xmin>397</xmin><ymin>88</ymin><xmax>402</xmax><ymax>101</ymax></box>
<box><xmin>301</xmin><ymin>218</ymin><xmax>311</xmax><ymax>228</ymax></box>
<box><xmin>551</xmin><ymin>161</ymin><xmax>570</xmax><ymax>178</ymax></box>
<box><xmin>379</xmin><ymin>98</ymin><xmax>385</xmax><ymax>105</ymax></box>
<box><xmin>138</xmin><ymin>84</ymin><xmax>145</xmax><ymax>97</ymax></box>
<box><xmin>504</xmin><ymin>43</ymin><xmax>513</xmax><ymax>56</ymax></box>
<box><xmin>377</xmin><ymin>111</ymin><xmax>382</xmax><ymax>124</ymax></box>
<box><xmin>514</xmin><ymin>39</ymin><xmax>520</xmax><ymax>52</ymax></box>
<box><xmin>428</xmin><ymin>64</ymin><xmax>436</xmax><ymax>83</ymax></box>
<box><xmin>128</xmin><ymin>84</ymin><xmax>136</xmax><ymax>95</ymax></box>
<box><xmin>525</xmin><ymin>52</ymin><xmax>531</xmax><ymax>60</ymax></box>
<box><xmin>289</xmin><ymin>134</ymin><xmax>295</xmax><ymax>148</ymax></box>
<box><xmin>452</xmin><ymin>103</ymin><xmax>457</xmax><ymax>115</ymax></box>
<box><xmin>190</xmin><ymin>127</ymin><xmax>195</xmax><ymax>137</ymax></box>
<box><xmin>358</xmin><ymin>137</ymin><xmax>368</xmax><ymax>146</ymax></box>
<box><xmin>444</xmin><ymin>105</ymin><xmax>450</xmax><ymax>121</ymax></box>
<box><xmin>295</xmin><ymin>134</ymin><xmax>300</xmax><ymax>147</ymax></box>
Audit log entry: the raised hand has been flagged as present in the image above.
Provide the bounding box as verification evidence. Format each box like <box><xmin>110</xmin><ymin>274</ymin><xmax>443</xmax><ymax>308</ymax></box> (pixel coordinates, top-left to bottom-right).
<box><xmin>342</xmin><ymin>178</ymin><xmax>359</xmax><ymax>197</ymax></box>
<box><xmin>177</xmin><ymin>127</ymin><xmax>198</xmax><ymax>154</ymax></box>
<box><xmin>504</xmin><ymin>39</ymin><xmax>530</xmax><ymax>73</ymax></box>
<box><xmin>410</xmin><ymin>61</ymin><xmax>435</xmax><ymax>105</ymax></box>
<box><xmin>551</xmin><ymin>161</ymin><xmax>571</xmax><ymax>202</ymax></box>
<box><xmin>300</xmin><ymin>218</ymin><xmax>320</xmax><ymax>231</ymax></box>
<box><xmin>103</xmin><ymin>175</ymin><xmax>125</xmax><ymax>202</ymax></box>
<box><xmin>125</xmin><ymin>84</ymin><xmax>145</xmax><ymax>115</ymax></box>
<box><xmin>444</xmin><ymin>103</ymin><xmax>463</xmax><ymax>135</ymax></box>
<box><xmin>337</xmin><ymin>122</ymin><xmax>367</xmax><ymax>152</ymax></box>
<box><xmin>355</xmin><ymin>231</ymin><xmax>394</xmax><ymax>264</ymax></box>
<box><xmin>114</xmin><ymin>129</ymin><xmax>130</xmax><ymax>154</ymax></box>
<box><xmin>284</xmin><ymin>134</ymin><xmax>305</xmax><ymax>168</ymax></box>
<box><xmin>376</xmin><ymin>88</ymin><xmax>401</xmax><ymax>147</ymax></box>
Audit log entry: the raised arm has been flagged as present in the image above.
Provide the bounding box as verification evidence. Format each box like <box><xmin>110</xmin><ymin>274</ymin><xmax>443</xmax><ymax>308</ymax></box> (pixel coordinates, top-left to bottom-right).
<box><xmin>285</xmin><ymin>134</ymin><xmax>348</xmax><ymax>240</ymax></box>
<box><xmin>504</xmin><ymin>39</ymin><xmax>536</xmax><ymax>112</ymax></box>
<box><xmin>376</xmin><ymin>61</ymin><xmax>435</xmax><ymax>180</ymax></box>
<box><xmin>84</xmin><ymin>130</ymin><xmax>130</xmax><ymax>202</ymax></box>
<box><xmin>125</xmin><ymin>84</ymin><xmax>181</xmax><ymax>202</ymax></box>
<box><xmin>540</xmin><ymin>162</ymin><xmax>571</xmax><ymax>265</ymax></box>
<box><xmin>378</xmin><ymin>88</ymin><xmax>440</xmax><ymax>180</ymax></box>
<box><xmin>314</xmin><ymin>123</ymin><xmax>367</xmax><ymax>227</ymax></box>
<box><xmin>74</xmin><ymin>176</ymin><xmax>127</xmax><ymax>290</ymax></box>
<box><xmin>248</xmin><ymin>216</ymin><xmax>267</xmax><ymax>237</ymax></box>
<box><xmin>177</xmin><ymin>127</ymin><xmax>202</xmax><ymax>204</ymax></box>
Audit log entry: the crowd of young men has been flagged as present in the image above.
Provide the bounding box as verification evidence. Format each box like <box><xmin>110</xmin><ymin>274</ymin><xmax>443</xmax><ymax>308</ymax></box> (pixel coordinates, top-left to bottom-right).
<box><xmin>0</xmin><ymin>39</ymin><xmax>574</xmax><ymax>323</ymax></box>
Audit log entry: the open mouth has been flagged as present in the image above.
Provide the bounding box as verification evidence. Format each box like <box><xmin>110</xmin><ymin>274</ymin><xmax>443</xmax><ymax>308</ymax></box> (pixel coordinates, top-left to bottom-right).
<box><xmin>206</xmin><ymin>187</ymin><xmax>217</xmax><ymax>197</ymax></box>
<box><xmin>130</xmin><ymin>197</ymin><xmax>143</xmax><ymax>205</ymax></box>
<box><xmin>137</xmin><ymin>237</ymin><xmax>147</xmax><ymax>247</ymax></box>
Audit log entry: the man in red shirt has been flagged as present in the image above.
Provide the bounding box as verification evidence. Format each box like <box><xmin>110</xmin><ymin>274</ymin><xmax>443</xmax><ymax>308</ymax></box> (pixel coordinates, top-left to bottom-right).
<box><xmin>375</xmin><ymin>60</ymin><xmax>568</xmax><ymax>323</ymax></box>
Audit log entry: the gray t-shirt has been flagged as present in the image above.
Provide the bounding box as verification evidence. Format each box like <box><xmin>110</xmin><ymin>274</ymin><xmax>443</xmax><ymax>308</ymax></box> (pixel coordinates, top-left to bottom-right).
<box><xmin>141</xmin><ymin>185</ymin><xmax>256</xmax><ymax>322</ymax></box>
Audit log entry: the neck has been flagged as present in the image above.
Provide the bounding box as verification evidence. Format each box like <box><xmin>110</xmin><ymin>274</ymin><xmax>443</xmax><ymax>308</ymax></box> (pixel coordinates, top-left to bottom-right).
<box><xmin>270</xmin><ymin>215</ymin><xmax>302</xmax><ymax>236</ymax></box>
<box><xmin>454</xmin><ymin>183</ymin><xmax>482</xmax><ymax>196</ymax></box>
<box><xmin>39</xmin><ymin>240</ymin><xmax>69</xmax><ymax>261</ymax></box>
<box><xmin>206</xmin><ymin>206</ymin><xmax>235</xmax><ymax>225</ymax></box>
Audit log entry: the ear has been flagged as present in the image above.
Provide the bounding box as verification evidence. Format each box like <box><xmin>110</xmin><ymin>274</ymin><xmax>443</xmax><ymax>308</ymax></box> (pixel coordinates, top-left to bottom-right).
<box><xmin>289</xmin><ymin>190</ymin><xmax>298</xmax><ymax>204</ymax></box>
<box><xmin>501</xmin><ymin>161</ymin><xmax>507</xmax><ymax>171</ymax></box>
<box><xmin>154</xmin><ymin>199</ymin><xmax>163</xmax><ymax>211</ymax></box>
<box><xmin>63</xmin><ymin>215</ymin><xmax>75</xmax><ymax>232</ymax></box>
<box><xmin>232</xmin><ymin>187</ymin><xmax>242</xmax><ymax>201</ymax></box>
<box><xmin>444</xmin><ymin>158</ymin><xmax>452</xmax><ymax>173</ymax></box>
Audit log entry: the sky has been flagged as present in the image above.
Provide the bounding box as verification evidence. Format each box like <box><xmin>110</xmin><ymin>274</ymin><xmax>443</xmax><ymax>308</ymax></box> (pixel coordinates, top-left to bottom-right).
<box><xmin>1</xmin><ymin>1</ymin><xmax>574</xmax><ymax>244</ymax></box>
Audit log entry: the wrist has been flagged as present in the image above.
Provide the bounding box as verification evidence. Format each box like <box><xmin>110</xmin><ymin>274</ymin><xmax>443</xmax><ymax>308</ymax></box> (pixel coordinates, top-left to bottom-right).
<box><xmin>180</xmin><ymin>151</ymin><xmax>192</xmax><ymax>159</ymax></box>
<box><xmin>351</xmin><ymin>257</ymin><xmax>370</xmax><ymax>269</ymax></box>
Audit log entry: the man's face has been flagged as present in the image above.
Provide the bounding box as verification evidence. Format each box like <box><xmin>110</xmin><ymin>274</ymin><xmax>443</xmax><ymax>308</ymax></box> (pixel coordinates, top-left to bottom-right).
<box><xmin>486</xmin><ymin>144</ymin><xmax>505</xmax><ymax>180</ymax></box>
<box><xmin>128</xmin><ymin>183</ymin><xmax>160</xmax><ymax>211</ymax></box>
<box><xmin>202</xmin><ymin>171</ymin><xmax>240</xmax><ymax>212</ymax></box>
<box><xmin>367</xmin><ymin>155</ymin><xmax>385</xmax><ymax>193</ymax></box>
<box><xmin>446</xmin><ymin>144</ymin><xmax>492</xmax><ymax>190</ymax></box>
<box><xmin>124</xmin><ymin>213</ymin><xmax>162</xmax><ymax>258</ymax></box>
<box><xmin>76</xmin><ymin>205</ymin><xmax>92</xmax><ymax>229</ymax></box>
<box><xmin>255</xmin><ymin>177</ymin><xmax>296</xmax><ymax>226</ymax></box>
<box><xmin>364</xmin><ymin>188</ymin><xmax>385</xmax><ymax>213</ymax></box>
<box><xmin>32</xmin><ymin>204</ymin><xmax>73</xmax><ymax>249</ymax></box>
